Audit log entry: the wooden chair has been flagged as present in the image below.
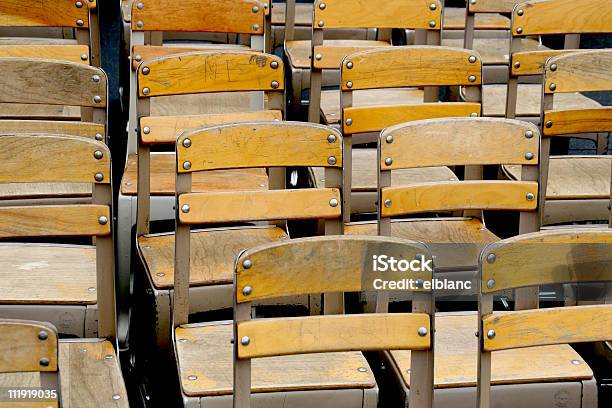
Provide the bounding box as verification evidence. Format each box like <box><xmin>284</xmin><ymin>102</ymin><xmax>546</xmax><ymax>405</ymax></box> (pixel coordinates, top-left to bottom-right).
<box><xmin>506</xmin><ymin>49</ymin><xmax>611</xmax><ymax>226</ymax></box>
<box><xmin>231</xmin><ymin>235</ymin><xmax>434</xmax><ymax>407</ymax></box>
<box><xmin>477</xmin><ymin>228</ymin><xmax>612</xmax><ymax>407</ymax></box>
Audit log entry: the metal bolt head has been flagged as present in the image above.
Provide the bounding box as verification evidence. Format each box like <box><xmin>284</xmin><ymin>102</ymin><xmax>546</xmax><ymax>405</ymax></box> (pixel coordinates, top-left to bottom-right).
<box><xmin>516</xmin><ymin>27</ymin><xmax>523</xmax><ymax>34</ymax></box>
<box><xmin>242</xmin><ymin>286</ymin><xmax>253</xmax><ymax>296</ymax></box>
<box><xmin>112</xmin><ymin>395</ymin><xmax>121</xmax><ymax>401</ymax></box>
<box><xmin>571</xmin><ymin>359</ymin><xmax>582</xmax><ymax>365</ymax></box>
<box><xmin>514</xmin><ymin>61</ymin><xmax>521</xmax><ymax>69</ymax></box>
<box><xmin>94</xmin><ymin>150</ymin><xmax>103</xmax><ymax>159</ymax></box>
<box><xmin>142</xmin><ymin>66</ymin><xmax>150</xmax><ymax>75</ymax></box>
<box><xmin>270</xmin><ymin>61</ymin><xmax>279</xmax><ymax>69</ymax></box>
<box><xmin>93</xmin><ymin>95</ymin><xmax>102</xmax><ymax>103</ymax></box>
<box><xmin>487</xmin><ymin>329</ymin><xmax>496</xmax><ymax>339</ymax></box>
<box><xmin>384</xmin><ymin>199</ymin><xmax>392</xmax><ymax>208</ymax></box>
<box><xmin>252</xmin><ymin>5</ymin><xmax>259</xmax><ymax>13</ymax></box>
<box><xmin>346</xmin><ymin>81</ymin><xmax>353</xmax><ymax>88</ymax></box>
<box><xmin>252</xmin><ymin>24</ymin><xmax>260</xmax><ymax>31</ymax></box>
<box><xmin>76</xmin><ymin>19</ymin><xmax>84</xmax><ymax>26</ymax></box>
<box><xmin>39</xmin><ymin>357</ymin><xmax>50</xmax><ymax>367</ymax></box>
<box><xmin>469</xmin><ymin>55</ymin><xmax>477</xmax><ymax>63</ymax></box>
<box><xmin>142</xmin><ymin>87</ymin><xmax>150</xmax><ymax>95</ymax></box>
<box><xmin>243</xmin><ymin>259</ymin><xmax>252</xmax><ymax>269</ymax></box>
<box><xmin>525</xmin><ymin>152</ymin><xmax>534</xmax><ymax>160</ymax></box>
<box><xmin>329</xmin><ymin>198</ymin><xmax>339</xmax><ymax>207</ymax></box>
<box><xmin>385</xmin><ymin>157</ymin><xmax>393</xmax><ymax>166</ymax></box>
<box><xmin>487</xmin><ymin>279</ymin><xmax>495</xmax><ymax>289</ymax></box>
<box><xmin>470</xmin><ymin>0</ymin><xmax>477</xmax><ymax>4</ymax></box>
<box><xmin>38</xmin><ymin>331</ymin><xmax>49</xmax><ymax>340</ymax></box>
<box><xmin>94</xmin><ymin>173</ymin><xmax>104</xmax><ymax>182</ymax></box>
<box><xmin>88</xmin><ymin>287</ymin><xmax>96</xmax><ymax>292</ymax></box>
<box><xmin>182</xmin><ymin>138</ymin><xmax>192</xmax><ymax>148</ymax></box>
<box><xmin>156</xmin><ymin>272</ymin><xmax>165</xmax><ymax>277</ymax></box>
<box><xmin>143</xmin><ymin>126</ymin><xmax>151</xmax><ymax>134</ymax></box>
<box><xmin>271</xmin><ymin>80</ymin><xmax>279</xmax><ymax>89</ymax></box>
<box><xmin>416</xmin><ymin>279</ymin><xmax>424</xmax><ymax>288</ymax></box>
<box><xmin>386</xmin><ymin>135</ymin><xmax>393</xmax><ymax>144</ymax></box>
<box><xmin>327</xmin><ymin>134</ymin><xmax>337</xmax><ymax>143</ymax></box>
<box><xmin>241</xmin><ymin>336</ymin><xmax>250</xmax><ymax>346</ymax></box>
<box><xmin>486</xmin><ymin>253</ymin><xmax>496</xmax><ymax>263</ymax></box>
<box><xmin>98</xmin><ymin>215</ymin><xmax>108</xmax><ymax>225</ymax></box>
<box><xmin>137</xmin><ymin>2</ymin><xmax>144</xmax><ymax>10</ymax></box>
<box><xmin>357</xmin><ymin>367</ymin><xmax>367</xmax><ymax>372</ymax></box>
<box><xmin>315</xmin><ymin>53</ymin><xmax>322</xmax><ymax>61</ymax></box>
<box><xmin>182</xmin><ymin>161</ymin><xmax>192</xmax><ymax>170</ymax></box>
<box><xmin>134</xmin><ymin>54</ymin><xmax>142</xmax><ymax>62</ymax></box>
<box><xmin>429</xmin><ymin>3</ymin><xmax>437</xmax><ymax>10</ymax></box>
<box><xmin>418</xmin><ymin>327</ymin><xmax>428</xmax><ymax>337</ymax></box>
<box><xmin>517</xmin><ymin>9</ymin><xmax>524</xmax><ymax>16</ymax></box>
<box><xmin>136</xmin><ymin>20</ymin><xmax>144</xmax><ymax>28</ymax></box>
<box><xmin>327</xmin><ymin>156</ymin><xmax>337</xmax><ymax>165</ymax></box>
<box><xmin>318</xmin><ymin>20</ymin><xmax>325</xmax><ymax>27</ymax></box>
<box><xmin>468</xmin><ymin>75</ymin><xmax>477</xmax><ymax>82</ymax></box>
<box><xmin>187</xmin><ymin>375</ymin><xmax>197</xmax><ymax>381</ymax></box>
<box><xmin>319</xmin><ymin>2</ymin><xmax>326</xmax><ymax>10</ymax></box>
<box><xmin>429</xmin><ymin>20</ymin><xmax>436</xmax><ymax>28</ymax></box>
<box><xmin>549</xmin><ymin>83</ymin><xmax>556</xmax><ymax>91</ymax></box>
<box><xmin>181</xmin><ymin>204</ymin><xmax>190</xmax><ymax>213</ymax></box>
<box><xmin>81</xmin><ymin>54</ymin><xmax>88</xmax><ymax>61</ymax></box>
<box><xmin>104</xmin><ymin>354</ymin><xmax>114</xmax><ymax>360</ymax></box>
<box><xmin>546</xmin><ymin>121</ymin><xmax>553</xmax><ymax>128</ymax></box>
<box><xmin>471</xmin><ymin>112</ymin><xmax>478</xmax><ymax>117</ymax></box>
<box><xmin>345</xmin><ymin>118</ymin><xmax>353</xmax><ymax>126</ymax></box>
<box><xmin>550</xmin><ymin>63</ymin><xmax>557</xmax><ymax>71</ymax></box>
<box><xmin>526</xmin><ymin>192</ymin><xmax>535</xmax><ymax>201</ymax></box>
<box><xmin>525</xmin><ymin>130</ymin><xmax>534</xmax><ymax>138</ymax></box>
<box><xmin>75</xmin><ymin>1</ymin><xmax>83</xmax><ymax>8</ymax></box>
<box><xmin>95</xmin><ymin>133</ymin><xmax>103</xmax><ymax>141</ymax></box>
<box><xmin>92</xmin><ymin>74</ymin><xmax>100</xmax><ymax>82</ymax></box>
<box><xmin>346</xmin><ymin>61</ymin><xmax>353</xmax><ymax>69</ymax></box>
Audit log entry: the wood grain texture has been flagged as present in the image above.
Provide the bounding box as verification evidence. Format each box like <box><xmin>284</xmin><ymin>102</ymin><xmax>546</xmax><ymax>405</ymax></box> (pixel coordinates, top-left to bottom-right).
<box><xmin>140</xmin><ymin>110</ymin><xmax>282</xmax><ymax>144</ymax></box>
<box><xmin>512</xmin><ymin>0</ymin><xmax>612</xmax><ymax>35</ymax></box>
<box><xmin>381</xmin><ymin>181</ymin><xmax>538</xmax><ymax>216</ymax></box>
<box><xmin>313</xmin><ymin>0</ymin><xmax>441</xmax><ymax>30</ymax></box>
<box><xmin>0</xmin><ymin>59</ymin><xmax>106</xmax><ymax>107</ymax></box>
<box><xmin>131</xmin><ymin>44</ymin><xmax>249</xmax><ymax>69</ymax></box>
<box><xmin>545</xmin><ymin>49</ymin><xmax>612</xmax><ymax>94</ymax></box>
<box><xmin>343</xmin><ymin>103</ymin><xmax>481</xmax><ymax>134</ymax></box>
<box><xmin>543</xmin><ymin>107</ymin><xmax>612</xmax><ymax>135</ymax></box>
<box><xmin>0</xmin><ymin>120</ymin><xmax>104</xmax><ymax>139</ymax></box>
<box><xmin>312</xmin><ymin>41</ymin><xmax>391</xmax><ymax>69</ymax></box>
<box><xmin>481</xmin><ymin>228</ymin><xmax>612</xmax><ymax>293</ymax></box>
<box><xmin>342</xmin><ymin>46</ymin><xmax>482</xmax><ymax>90</ymax></box>
<box><xmin>392</xmin><ymin>312</ymin><xmax>593</xmax><ymax>388</ymax></box>
<box><xmin>0</xmin><ymin>320</ymin><xmax>57</xmax><ymax>372</ymax></box>
<box><xmin>235</xmin><ymin>235</ymin><xmax>429</xmax><ymax>303</ymax></box>
<box><xmin>0</xmin><ymin>45</ymin><xmax>89</xmax><ymax>64</ymax></box>
<box><xmin>0</xmin><ymin>0</ymin><xmax>89</xmax><ymax>28</ymax></box>
<box><xmin>149</xmin><ymin>91</ymin><xmax>259</xmax><ymax>117</ymax></box>
<box><xmin>511</xmin><ymin>49</ymin><xmax>581</xmax><ymax>76</ymax></box>
<box><xmin>0</xmin><ymin>183</ymin><xmax>90</xmax><ymax>200</ymax></box>
<box><xmin>175</xmin><ymin>322</ymin><xmax>375</xmax><ymax>396</ymax></box>
<box><xmin>0</xmin><ymin>244</ymin><xmax>96</xmax><ymax>304</ymax></box>
<box><xmin>483</xmin><ymin>305</ymin><xmax>612</xmax><ymax>351</ymax></box>
<box><xmin>131</xmin><ymin>0</ymin><xmax>264</xmax><ymax>33</ymax></box>
<box><xmin>271</xmin><ymin>2</ymin><xmax>312</xmax><ymax>25</ymax></box>
<box><xmin>469</xmin><ymin>0</ymin><xmax>520</xmax><ymax>13</ymax></box>
<box><xmin>442</xmin><ymin>37</ymin><xmax>545</xmax><ymax>65</ymax></box>
<box><xmin>138</xmin><ymin>51</ymin><xmax>284</xmax><ymax>97</ymax></box>
<box><xmin>380</xmin><ymin>117</ymin><xmax>538</xmax><ymax>169</ymax></box>
<box><xmin>178</xmin><ymin>188</ymin><xmax>341</xmax><ymax>224</ymax></box>
<box><xmin>0</xmin><ymin>104</ymin><xmax>80</xmax><ymax>120</ymax></box>
<box><xmin>237</xmin><ymin>313</ymin><xmax>430</xmax><ymax>359</ymax></box>
<box><xmin>443</xmin><ymin>7</ymin><xmax>509</xmax><ymax>30</ymax></box>
<box><xmin>0</xmin><ymin>205</ymin><xmax>110</xmax><ymax>238</ymax></box>
<box><xmin>0</xmin><ymin>135</ymin><xmax>110</xmax><ymax>184</ymax></box>
<box><xmin>177</xmin><ymin>122</ymin><xmax>342</xmax><ymax>172</ymax></box>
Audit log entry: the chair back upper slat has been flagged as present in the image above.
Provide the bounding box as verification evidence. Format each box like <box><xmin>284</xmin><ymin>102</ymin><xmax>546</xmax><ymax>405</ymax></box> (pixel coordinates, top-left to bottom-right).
<box><xmin>0</xmin><ymin>319</ymin><xmax>58</xmax><ymax>373</ymax></box>
<box><xmin>0</xmin><ymin>0</ymin><xmax>90</xmax><ymax>28</ymax></box>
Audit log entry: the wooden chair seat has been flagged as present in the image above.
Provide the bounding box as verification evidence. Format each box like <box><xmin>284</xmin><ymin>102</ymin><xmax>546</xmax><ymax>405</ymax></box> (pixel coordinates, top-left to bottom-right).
<box><xmin>482</xmin><ymin>84</ymin><xmax>601</xmax><ymax>117</ymax></box>
<box><xmin>441</xmin><ymin>37</ymin><xmax>545</xmax><ymax>65</ymax></box>
<box><xmin>0</xmin><ymin>339</ymin><xmax>129</xmax><ymax>408</ymax></box>
<box><xmin>120</xmin><ymin>153</ymin><xmax>269</xmax><ymax>196</ymax></box>
<box><xmin>345</xmin><ymin>218</ymin><xmax>498</xmax><ymax>271</ymax></box>
<box><xmin>320</xmin><ymin>88</ymin><xmax>425</xmax><ymax>126</ymax></box>
<box><xmin>138</xmin><ymin>226</ymin><xmax>287</xmax><ymax>289</ymax></box>
<box><xmin>285</xmin><ymin>39</ymin><xmax>390</xmax><ymax>69</ymax></box>
<box><xmin>0</xmin><ymin>244</ymin><xmax>97</xmax><ymax>304</ymax></box>
<box><xmin>443</xmin><ymin>8</ymin><xmax>510</xmax><ymax>30</ymax></box>
<box><xmin>271</xmin><ymin>3</ymin><xmax>312</xmax><ymax>26</ymax></box>
<box><xmin>175</xmin><ymin>321</ymin><xmax>376</xmax><ymax>397</ymax></box>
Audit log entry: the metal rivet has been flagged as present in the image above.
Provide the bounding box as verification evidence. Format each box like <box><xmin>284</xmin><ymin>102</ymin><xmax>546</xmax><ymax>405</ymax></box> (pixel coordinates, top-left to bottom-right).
<box><xmin>137</xmin><ymin>2</ymin><xmax>144</xmax><ymax>10</ymax></box>
<box><xmin>329</xmin><ymin>198</ymin><xmax>339</xmax><ymax>207</ymax></box>
<box><xmin>81</xmin><ymin>54</ymin><xmax>88</xmax><ymax>61</ymax></box>
<box><xmin>315</xmin><ymin>53</ymin><xmax>322</xmax><ymax>60</ymax></box>
<box><xmin>136</xmin><ymin>21</ymin><xmax>143</xmax><ymax>28</ymax></box>
<box><xmin>76</xmin><ymin>19</ymin><xmax>84</xmax><ymax>26</ymax></box>
<box><xmin>549</xmin><ymin>83</ymin><xmax>556</xmax><ymax>91</ymax></box>
<box><xmin>469</xmin><ymin>55</ymin><xmax>477</xmax><ymax>63</ymax></box>
<box><xmin>318</xmin><ymin>20</ymin><xmax>325</xmax><ymax>27</ymax></box>
<box><xmin>271</xmin><ymin>80</ymin><xmax>279</xmax><ymax>89</ymax></box>
<box><xmin>142</xmin><ymin>87</ymin><xmax>150</xmax><ymax>95</ymax></box>
<box><xmin>243</xmin><ymin>259</ymin><xmax>252</xmax><ymax>269</ymax></box>
<box><xmin>526</xmin><ymin>192</ymin><xmax>535</xmax><ymax>201</ymax></box>
<box><xmin>327</xmin><ymin>134</ymin><xmax>337</xmax><ymax>143</ymax></box>
<box><xmin>142</xmin><ymin>126</ymin><xmax>151</xmax><ymax>135</ymax></box>
<box><xmin>182</xmin><ymin>138</ymin><xmax>192</xmax><ymax>148</ymax></box>
<box><xmin>416</xmin><ymin>279</ymin><xmax>424</xmax><ymax>288</ymax></box>
<box><xmin>516</xmin><ymin>27</ymin><xmax>523</xmax><ymax>34</ymax></box>
<box><xmin>550</xmin><ymin>63</ymin><xmax>557</xmax><ymax>71</ymax></box>
<box><xmin>487</xmin><ymin>253</ymin><xmax>496</xmax><ymax>263</ymax></box>
<box><xmin>346</xmin><ymin>81</ymin><xmax>353</xmax><ymax>88</ymax></box>
<box><xmin>94</xmin><ymin>173</ymin><xmax>104</xmax><ymax>182</ymax></box>
<box><xmin>546</xmin><ymin>121</ymin><xmax>553</xmax><ymax>128</ymax></box>
<box><xmin>514</xmin><ymin>61</ymin><xmax>521</xmax><ymax>69</ymax></box>
<box><xmin>134</xmin><ymin>54</ymin><xmax>142</xmax><ymax>62</ymax></box>
<box><xmin>98</xmin><ymin>215</ymin><xmax>108</xmax><ymax>225</ymax></box>
<box><xmin>327</xmin><ymin>156</ymin><xmax>337</xmax><ymax>165</ymax></box>
<box><xmin>95</xmin><ymin>133</ymin><xmax>103</xmax><ymax>141</ymax></box>
<box><xmin>468</xmin><ymin>75</ymin><xmax>476</xmax><ymax>82</ymax></box>
<box><xmin>418</xmin><ymin>327</ymin><xmax>428</xmax><ymax>337</ymax></box>
<box><xmin>525</xmin><ymin>152</ymin><xmax>534</xmax><ymax>160</ymax></box>
<box><xmin>571</xmin><ymin>359</ymin><xmax>582</xmax><ymax>365</ymax></box>
<box><xmin>385</xmin><ymin>157</ymin><xmax>393</xmax><ymax>166</ymax></box>
<box><xmin>241</xmin><ymin>336</ymin><xmax>250</xmax><ymax>346</ymax></box>
<box><xmin>104</xmin><ymin>354</ymin><xmax>114</xmax><ymax>360</ymax></box>
<box><xmin>39</xmin><ymin>358</ymin><xmax>50</xmax><ymax>367</ymax></box>
<box><xmin>429</xmin><ymin>21</ymin><xmax>436</xmax><ymax>28</ymax></box>
<box><xmin>270</xmin><ymin>61</ymin><xmax>279</xmax><ymax>69</ymax></box>
<box><xmin>384</xmin><ymin>199</ymin><xmax>392</xmax><ymax>208</ymax></box>
<box><xmin>517</xmin><ymin>9</ymin><xmax>524</xmax><ymax>16</ymax></box>
<box><xmin>345</xmin><ymin>118</ymin><xmax>353</xmax><ymax>126</ymax></box>
<box><xmin>112</xmin><ymin>395</ymin><xmax>121</xmax><ymax>401</ymax></box>
<box><xmin>471</xmin><ymin>112</ymin><xmax>478</xmax><ymax>117</ymax></box>
<box><xmin>187</xmin><ymin>375</ymin><xmax>197</xmax><ymax>381</ymax></box>
<box><xmin>92</xmin><ymin>74</ymin><xmax>100</xmax><ymax>82</ymax></box>
<box><xmin>156</xmin><ymin>272</ymin><xmax>165</xmax><ymax>277</ymax></box>
<box><xmin>38</xmin><ymin>331</ymin><xmax>48</xmax><ymax>341</ymax></box>
<box><xmin>471</xmin><ymin>0</ymin><xmax>477</xmax><ymax>4</ymax></box>
<box><xmin>178</xmin><ymin>338</ymin><xmax>187</xmax><ymax>343</ymax></box>
<box><xmin>252</xmin><ymin>5</ymin><xmax>259</xmax><ymax>13</ymax></box>
<box><xmin>183</xmin><ymin>161</ymin><xmax>192</xmax><ymax>170</ymax></box>
<box><xmin>346</xmin><ymin>61</ymin><xmax>353</xmax><ymax>69</ymax></box>
<box><xmin>94</xmin><ymin>150</ymin><xmax>103</xmax><ymax>159</ymax></box>
<box><xmin>429</xmin><ymin>3</ymin><xmax>437</xmax><ymax>10</ymax></box>
<box><xmin>319</xmin><ymin>2</ymin><xmax>326</xmax><ymax>10</ymax></box>
<box><xmin>487</xmin><ymin>330</ymin><xmax>496</xmax><ymax>339</ymax></box>
<box><xmin>386</xmin><ymin>135</ymin><xmax>393</xmax><ymax>144</ymax></box>
<box><xmin>181</xmin><ymin>204</ymin><xmax>190</xmax><ymax>213</ymax></box>
<box><xmin>243</xmin><ymin>286</ymin><xmax>253</xmax><ymax>296</ymax></box>
<box><xmin>88</xmin><ymin>287</ymin><xmax>96</xmax><ymax>292</ymax></box>
<box><xmin>525</xmin><ymin>130</ymin><xmax>534</xmax><ymax>138</ymax></box>
<box><xmin>75</xmin><ymin>1</ymin><xmax>83</xmax><ymax>8</ymax></box>
<box><xmin>93</xmin><ymin>95</ymin><xmax>102</xmax><ymax>104</ymax></box>
<box><xmin>252</xmin><ymin>24</ymin><xmax>260</xmax><ymax>31</ymax></box>
<box><xmin>358</xmin><ymin>367</ymin><xmax>368</xmax><ymax>372</ymax></box>
<box><xmin>142</xmin><ymin>66</ymin><xmax>150</xmax><ymax>75</ymax></box>
<box><xmin>487</xmin><ymin>279</ymin><xmax>495</xmax><ymax>289</ymax></box>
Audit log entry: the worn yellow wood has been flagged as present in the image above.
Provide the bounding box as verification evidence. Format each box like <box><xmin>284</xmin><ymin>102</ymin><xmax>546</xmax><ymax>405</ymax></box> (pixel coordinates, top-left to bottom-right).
<box><xmin>342</xmin><ymin>46</ymin><xmax>482</xmax><ymax>90</ymax></box>
<box><xmin>237</xmin><ymin>313</ymin><xmax>430</xmax><ymax>359</ymax></box>
<box><xmin>0</xmin><ymin>59</ymin><xmax>106</xmax><ymax>107</ymax></box>
<box><xmin>0</xmin><ymin>0</ymin><xmax>89</xmax><ymax>28</ymax></box>
<box><xmin>0</xmin><ymin>120</ymin><xmax>104</xmax><ymax>139</ymax></box>
<box><xmin>313</xmin><ymin>0</ymin><xmax>441</xmax><ymax>30</ymax></box>
<box><xmin>0</xmin><ymin>135</ymin><xmax>110</xmax><ymax>184</ymax></box>
<box><xmin>177</xmin><ymin>122</ymin><xmax>341</xmax><ymax>172</ymax></box>
<box><xmin>175</xmin><ymin>322</ymin><xmax>375</xmax><ymax>396</ymax></box>
<box><xmin>481</xmin><ymin>229</ymin><xmax>612</xmax><ymax>293</ymax></box>
<box><xmin>468</xmin><ymin>0</ymin><xmax>520</xmax><ymax>13</ymax></box>
<box><xmin>511</xmin><ymin>50</ymin><xmax>583</xmax><ymax>76</ymax></box>
<box><xmin>0</xmin><ymin>320</ymin><xmax>58</xmax><ymax>372</ymax></box>
<box><xmin>131</xmin><ymin>0</ymin><xmax>264</xmax><ymax>33</ymax></box>
<box><xmin>381</xmin><ymin>181</ymin><xmax>538</xmax><ymax>216</ymax></box>
<box><xmin>443</xmin><ymin>7</ymin><xmax>509</xmax><ymax>30</ymax></box>
<box><xmin>0</xmin><ymin>205</ymin><xmax>110</xmax><ymax>238</ymax></box>
<box><xmin>0</xmin><ymin>45</ymin><xmax>89</xmax><ymax>64</ymax></box>
<box><xmin>442</xmin><ymin>37</ymin><xmax>546</xmax><ymax>66</ymax></box>
<box><xmin>0</xmin><ymin>244</ymin><xmax>96</xmax><ymax>304</ymax></box>
<box><xmin>271</xmin><ymin>3</ymin><xmax>312</xmax><ymax>25</ymax></box>
<box><xmin>0</xmin><ymin>183</ymin><xmax>90</xmax><ymax>200</ymax></box>
<box><xmin>0</xmin><ymin>104</ymin><xmax>81</xmax><ymax>120</ymax></box>
<box><xmin>312</xmin><ymin>41</ymin><xmax>391</xmax><ymax>69</ymax></box>
<box><xmin>138</xmin><ymin>51</ymin><xmax>284</xmax><ymax>97</ymax></box>
<box><xmin>179</xmin><ymin>188</ymin><xmax>341</xmax><ymax>224</ymax></box>
<box><xmin>380</xmin><ymin>117</ymin><xmax>538</xmax><ymax>169</ymax></box>
<box><xmin>545</xmin><ymin>49</ymin><xmax>612</xmax><ymax>94</ymax></box>
<box><xmin>392</xmin><ymin>312</ymin><xmax>593</xmax><ymax>388</ymax></box>
<box><xmin>140</xmin><ymin>110</ymin><xmax>282</xmax><ymax>144</ymax></box>
<box><xmin>343</xmin><ymin>103</ymin><xmax>481</xmax><ymax>134</ymax></box>
<box><xmin>235</xmin><ymin>235</ymin><xmax>429</xmax><ymax>303</ymax></box>
<box><xmin>543</xmin><ymin>107</ymin><xmax>612</xmax><ymax>135</ymax></box>
<box><xmin>131</xmin><ymin>44</ymin><xmax>249</xmax><ymax>70</ymax></box>
<box><xmin>483</xmin><ymin>305</ymin><xmax>612</xmax><ymax>351</ymax></box>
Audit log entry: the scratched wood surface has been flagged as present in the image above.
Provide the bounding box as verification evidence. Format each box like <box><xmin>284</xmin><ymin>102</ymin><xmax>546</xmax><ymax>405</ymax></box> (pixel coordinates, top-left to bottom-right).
<box><xmin>0</xmin><ymin>0</ymin><xmax>90</xmax><ymax>28</ymax></box>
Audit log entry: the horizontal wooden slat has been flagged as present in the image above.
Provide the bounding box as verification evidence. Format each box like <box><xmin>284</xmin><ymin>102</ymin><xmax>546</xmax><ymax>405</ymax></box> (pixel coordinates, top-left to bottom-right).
<box><xmin>140</xmin><ymin>110</ymin><xmax>282</xmax><ymax>144</ymax></box>
<box><xmin>238</xmin><ymin>313</ymin><xmax>430</xmax><ymax>359</ymax></box>
<box><xmin>313</xmin><ymin>0</ymin><xmax>441</xmax><ymax>30</ymax></box>
<box><xmin>132</xmin><ymin>44</ymin><xmax>250</xmax><ymax>70</ymax></box>
<box><xmin>0</xmin><ymin>0</ymin><xmax>89</xmax><ymax>28</ymax></box>
<box><xmin>344</xmin><ymin>103</ymin><xmax>480</xmax><ymax>134</ymax></box>
<box><xmin>342</xmin><ymin>46</ymin><xmax>482</xmax><ymax>90</ymax></box>
<box><xmin>138</xmin><ymin>51</ymin><xmax>284</xmax><ymax>97</ymax></box>
<box><xmin>381</xmin><ymin>181</ymin><xmax>538</xmax><ymax>216</ymax></box>
<box><xmin>469</xmin><ymin>0</ymin><xmax>519</xmax><ymax>13</ymax></box>
<box><xmin>513</xmin><ymin>0</ymin><xmax>612</xmax><ymax>36</ymax></box>
<box><xmin>0</xmin><ymin>120</ymin><xmax>104</xmax><ymax>139</ymax></box>
<box><xmin>0</xmin><ymin>45</ymin><xmax>89</xmax><ymax>64</ymax></box>
<box><xmin>483</xmin><ymin>305</ymin><xmax>612</xmax><ymax>351</ymax></box>
<box><xmin>177</xmin><ymin>122</ymin><xmax>342</xmax><ymax>172</ymax></box>
<box><xmin>0</xmin><ymin>319</ymin><xmax>58</xmax><ymax>372</ymax></box>
<box><xmin>131</xmin><ymin>0</ymin><xmax>264</xmax><ymax>33</ymax></box>
<box><xmin>444</xmin><ymin>7</ymin><xmax>510</xmax><ymax>30</ymax></box>
<box><xmin>511</xmin><ymin>50</ymin><xmax>582</xmax><ymax>76</ymax></box>
<box><xmin>313</xmin><ymin>42</ymin><xmax>390</xmax><ymax>69</ymax></box>
<box><xmin>179</xmin><ymin>188</ymin><xmax>341</xmax><ymax>224</ymax></box>
<box><xmin>236</xmin><ymin>235</ymin><xmax>431</xmax><ymax>303</ymax></box>
<box><xmin>380</xmin><ymin>117</ymin><xmax>539</xmax><ymax>169</ymax></box>
<box><xmin>0</xmin><ymin>58</ymin><xmax>106</xmax><ymax>107</ymax></box>
<box><xmin>0</xmin><ymin>134</ymin><xmax>110</xmax><ymax>183</ymax></box>
<box><xmin>543</xmin><ymin>107</ymin><xmax>612</xmax><ymax>136</ymax></box>
<box><xmin>545</xmin><ymin>49</ymin><xmax>612</xmax><ymax>94</ymax></box>
<box><xmin>481</xmin><ymin>229</ymin><xmax>612</xmax><ymax>293</ymax></box>
<box><xmin>0</xmin><ymin>205</ymin><xmax>110</xmax><ymax>238</ymax></box>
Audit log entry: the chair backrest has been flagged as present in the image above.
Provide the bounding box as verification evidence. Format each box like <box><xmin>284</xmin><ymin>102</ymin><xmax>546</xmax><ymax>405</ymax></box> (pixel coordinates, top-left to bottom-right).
<box><xmin>232</xmin><ymin>235</ymin><xmax>434</xmax><ymax>408</ymax></box>
<box><xmin>341</xmin><ymin>46</ymin><xmax>483</xmax><ymax>218</ymax></box>
<box><xmin>135</xmin><ymin>50</ymin><xmax>286</xmax><ymax>236</ymax></box>
<box><xmin>307</xmin><ymin>0</ymin><xmax>443</xmax><ymax>123</ymax></box>
<box><xmin>476</xmin><ymin>228</ymin><xmax>612</xmax><ymax>408</ymax></box>
<box><xmin>0</xmin><ymin>134</ymin><xmax>115</xmax><ymax>340</ymax></box>
<box><xmin>506</xmin><ymin>0</ymin><xmax>612</xmax><ymax>118</ymax></box>
<box><xmin>172</xmin><ymin>121</ymin><xmax>344</xmax><ymax>326</ymax></box>
<box><xmin>540</xmin><ymin>49</ymin><xmax>612</xmax><ymax>224</ymax></box>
